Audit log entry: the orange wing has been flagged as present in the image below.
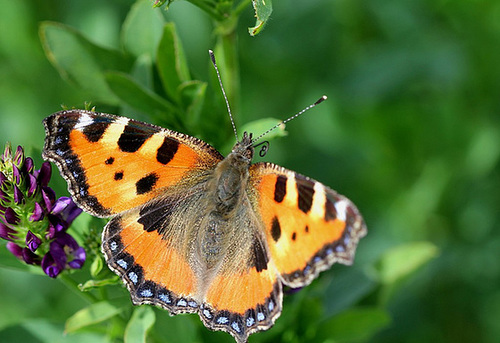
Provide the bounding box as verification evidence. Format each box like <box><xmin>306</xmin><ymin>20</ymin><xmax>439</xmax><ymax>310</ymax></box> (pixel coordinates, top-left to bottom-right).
<box><xmin>102</xmin><ymin>205</ymin><xmax>201</xmax><ymax>315</ymax></box>
<box><xmin>248</xmin><ymin>162</ymin><xmax>367</xmax><ymax>288</ymax></box>
<box><xmin>43</xmin><ymin>110</ymin><xmax>223</xmax><ymax>217</ymax></box>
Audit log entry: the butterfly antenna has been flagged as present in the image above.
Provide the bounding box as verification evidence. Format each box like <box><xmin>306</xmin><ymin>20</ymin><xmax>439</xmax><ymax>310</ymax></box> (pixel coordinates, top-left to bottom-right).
<box><xmin>251</xmin><ymin>95</ymin><xmax>328</xmax><ymax>144</ymax></box>
<box><xmin>209</xmin><ymin>50</ymin><xmax>239</xmax><ymax>142</ymax></box>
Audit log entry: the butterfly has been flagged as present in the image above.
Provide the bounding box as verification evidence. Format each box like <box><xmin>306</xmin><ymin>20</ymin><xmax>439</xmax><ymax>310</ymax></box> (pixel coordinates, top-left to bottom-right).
<box><xmin>42</xmin><ymin>58</ymin><xmax>366</xmax><ymax>342</ymax></box>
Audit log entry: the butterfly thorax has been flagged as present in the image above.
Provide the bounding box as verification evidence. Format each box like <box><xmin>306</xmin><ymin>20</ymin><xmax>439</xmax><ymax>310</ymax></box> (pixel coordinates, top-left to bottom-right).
<box><xmin>211</xmin><ymin>132</ymin><xmax>254</xmax><ymax>217</ymax></box>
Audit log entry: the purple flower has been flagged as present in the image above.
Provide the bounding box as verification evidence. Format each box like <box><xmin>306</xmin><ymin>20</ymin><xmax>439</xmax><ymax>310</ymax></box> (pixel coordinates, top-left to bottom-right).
<box><xmin>12</xmin><ymin>165</ymin><xmax>21</xmax><ymax>185</ymax></box>
<box><xmin>13</xmin><ymin>185</ymin><xmax>23</xmax><ymax>204</ymax></box>
<box><xmin>26</xmin><ymin>230</ymin><xmax>41</xmax><ymax>252</ymax></box>
<box><xmin>37</xmin><ymin>162</ymin><xmax>51</xmax><ymax>188</ymax></box>
<box><xmin>4</xmin><ymin>207</ymin><xmax>19</xmax><ymax>225</ymax></box>
<box><xmin>2</xmin><ymin>144</ymin><xmax>12</xmax><ymax>162</ymax></box>
<box><xmin>46</xmin><ymin>197</ymin><xmax>82</xmax><ymax>239</ymax></box>
<box><xmin>42</xmin><ymin>232</ymin><xmax>86</xmax><ymax>278</ymax></box>
<box><xmin>29</xmin><ymin>202</ymin><xmax>44</xmax><ymax>222</ymax></box>
<box><xmin>0</xmin><ymin>143</ymin><xmax>84</xmax><ymax>277</ymax></box>
<box><xmin>42</xmin><ymin>187</ymin><xmax>56</xmax><ymax>212</ymax></box>
<box><xmin>0</xmin><ymin>222</ymin><xmax>16</xmax><ymax>241</ymax></box>
<box><xmin>22</xmin><ymin>247</ymin><xmax>41</xmax><ymax>265</ymax></box>
<box><xmin>13</xmin><ymin>145</ymin><xmax>24</xmax><ymax>165</ymax></box>
<box><xmin>27</xmin><ymin>174</ymin><xmax>37</xmax><ymax>197</ymax></box>
<box><xmin>52</xmin><ymin>197</ymin><xmax>82</xmax><ymax>225</ymax></box>
<box><xmin>23</xmin><ymin>157</ymin><xmax>34</xmax><ymax>174</ymax></box>
<box><xmin>6</xmin><ymin>242</ymin><xmax>23</xmax><ymax>259</ymax></box>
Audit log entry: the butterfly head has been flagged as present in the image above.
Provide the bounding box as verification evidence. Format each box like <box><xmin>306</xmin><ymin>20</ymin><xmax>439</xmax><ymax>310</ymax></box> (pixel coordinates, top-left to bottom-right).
<box><xmin>231</xmin><ymin>131</ymin><xmax>255</xmax><ymax>162</ymax></box>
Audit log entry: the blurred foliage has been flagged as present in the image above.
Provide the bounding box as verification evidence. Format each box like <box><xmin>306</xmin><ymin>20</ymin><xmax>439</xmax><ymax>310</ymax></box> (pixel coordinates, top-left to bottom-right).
<box><xmin>0</xmin><ymin>0</ymin><xmax>499</xmax><ymax>343</ymax></box>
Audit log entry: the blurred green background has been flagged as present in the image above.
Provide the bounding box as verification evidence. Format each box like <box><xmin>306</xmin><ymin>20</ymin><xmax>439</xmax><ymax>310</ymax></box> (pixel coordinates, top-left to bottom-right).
<box><xmin>1</xmin><ymin>0</ymin><xmax>499</xmax><ymax>342</ymax></box>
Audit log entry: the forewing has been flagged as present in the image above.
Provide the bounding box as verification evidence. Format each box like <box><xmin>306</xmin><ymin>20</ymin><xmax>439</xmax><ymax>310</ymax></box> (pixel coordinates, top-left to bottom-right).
<box><xmin>43</xmin><ymin>110</ymin><xmax>223</xmax><ymax>217</ymax></box>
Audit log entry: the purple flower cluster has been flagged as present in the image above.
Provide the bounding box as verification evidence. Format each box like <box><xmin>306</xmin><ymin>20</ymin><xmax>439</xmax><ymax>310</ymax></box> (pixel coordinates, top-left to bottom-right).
<box><xmin>0</xmin><ymin>143</ymin><xmax>85</xmax><ymax>278</ymax></box>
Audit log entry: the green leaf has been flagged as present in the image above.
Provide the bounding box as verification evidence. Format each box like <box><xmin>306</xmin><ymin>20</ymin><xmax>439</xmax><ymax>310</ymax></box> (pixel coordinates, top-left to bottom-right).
<box><xmin>249</xmin><ymin>0</ymin><xmax>273</xmax><ymax>36</ymax></box>
<box><xmin>40</xmin><ymin>21</ymin><xmax>132</xmax><ymax>104</ymax></box>
<box><xmin>104</xmin><ymin>71</ymin><xmax>182</xmax><ymax>130</ymax></box>
<box><xmin>124</xmin><ymin>307</ymin><xmax>156</xmax><ymax>343</ymax></box>
<box><xmin>179</xmin><ymin>80</ymin><xmax>207</xmax><ymax>131</ymax></box>
<box><xmin>323</xmin><ymin>268</ymin><xmax>376</xmax><ymax>317</ymax></box>
<box><xmin>121</xmin><ymin>0</ymin><xmax>165</xmax><ymax>58</ymax></box>
<box><xmin>22</xmin><ymin>318</ymin><xmax>108</xmax><ymax>343</ymax></box>
<box><xmin>130</xmin><ymin>54</ymin><xmax>154</xmax><ymax>90</ymax></box>
<box><xmin>157</xmin><ymin>22</ymin><xmax>190</xmax><ymax>101</ymax></box>
<box><xmin>240</xmin><ymin>117</ymin><xmax>286</xmax><ymax>141</ymax></box>
<box><xmin>318</xmin><ymin>307</ymin><xmax>391</xmax><ymax>342</ymax></box>
<box><xmin>79</xmin><ymin>276</ymin><xmax>121</xmax><ymax>292</ymax></box>
<box><xmin>374</xmin><ymin>241</ymin><xmax>439</xmax><ymax>285</ymax></box>
<box><xmin>65</xmin><ymin>301</ymin><xmax>123</xmax><ymax>333</ymax></box>
<box><xmin>89</xmin><ymin>255</ymin><xmax>104</xmax><ymax>277</ymax></box>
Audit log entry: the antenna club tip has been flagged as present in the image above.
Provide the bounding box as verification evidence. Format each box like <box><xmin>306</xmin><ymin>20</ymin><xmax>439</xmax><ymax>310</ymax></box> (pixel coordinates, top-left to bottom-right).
<box><xmin>208</xmin><ymin>50</ymin><xmax>216</xmax><ymax>64</ymax></box>
<box><xmin>314</xmin><ymin>95</ymin><xmax>328</xmax><ymax>105</ymax></box>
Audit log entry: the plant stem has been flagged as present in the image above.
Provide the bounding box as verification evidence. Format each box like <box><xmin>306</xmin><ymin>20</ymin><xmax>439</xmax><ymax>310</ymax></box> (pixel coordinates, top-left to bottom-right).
<box><xmin>59</xmin><ymin>274</ymin><xmax>99</xmax><ymax>303</ymax></box>
<box><xmin>215</xmin><ymin>32</ymin><xmax>240</xmax><ymax>121</ymax></box>
<box><xmin>186</xmin><ymin>0</ymin><xmax>225</xmax><ymax>21</ymax></box>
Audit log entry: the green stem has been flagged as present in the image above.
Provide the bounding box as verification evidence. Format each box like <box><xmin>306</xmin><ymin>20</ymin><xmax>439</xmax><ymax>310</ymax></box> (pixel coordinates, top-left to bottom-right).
<box><xmin>59</xmin><ymin>274</ymin><xmax>99</xmax><ymax>303</ymax></box>
<box><xmin>215</xmin><ymin>32</ymin><xmax>240</xmax><ymax>125</ymax></box>
<box><xmin>185</xmin><ymin>0</ymin><xmax>224</xmax><ymax>21</ymax></box>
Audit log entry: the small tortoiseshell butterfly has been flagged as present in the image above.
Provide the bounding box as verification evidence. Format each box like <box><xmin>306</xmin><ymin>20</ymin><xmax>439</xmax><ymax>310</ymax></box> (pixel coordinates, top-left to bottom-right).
<box><xmin>42</xmin><ymin>54</ymin><xmax>366</xmax><ymax>343</ymax></box>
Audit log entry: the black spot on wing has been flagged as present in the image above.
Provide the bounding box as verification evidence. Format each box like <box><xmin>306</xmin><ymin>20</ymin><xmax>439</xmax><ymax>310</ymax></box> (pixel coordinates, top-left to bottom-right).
<box><xmin>271</xmin><ymin>216</ymin><xmax>281</xmax><ymax>242</ymax></box>
<box><xmin>296</xmin><ymin>178</ymin><xmax>315</xmax><ymax>214</ymax></box>
<box><xmin>156</xmin><ymin>137</ymin><xmax>179</xmax><ymax>165</ymax></box>
<box><xmin>83</xmin><ymin>117</ymin><xmax>111</xmax><ymax>143</ymax></box>
<box><xmin>251</xmin><ymin>237</ymin><xmax>269</xmax><ymax>272</ymax></box>
<box><xmin>138</xmin><ymin>199</ymin><xmax>174</xmax><ymax>235</ymax></box>
<box><xmin>136</xmin><ymin>173</ymin><xmax>158</xmax><ymax>195</ymax></box>
<box><xmin>105</xmin><ymin>157</ymin><xmax>114</xmax><ymax>165</ymax></box>
<box><xmin>114</xmin><ymin>171</ymin><xmax>123</xmax><ymax>181</ymax></box>
<box><xmin>274</xmin><ymin>175</ymin><xmax>287</xmax><ymax>203</ymax></box>
<box><xmin>118</xmin><ymin>124</ymin><xmax>155</xmax><ymax>153</ymax></box>
<box><xmin>291</xmin><ymin>232</ymin><xmax>297</xmax><ymax>241</ymax></box>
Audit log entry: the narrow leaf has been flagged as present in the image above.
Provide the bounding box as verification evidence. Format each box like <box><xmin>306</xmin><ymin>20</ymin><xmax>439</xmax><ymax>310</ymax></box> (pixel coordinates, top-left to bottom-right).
<box><xmin>179</xmin><ymin>80</ymin><xmax>207</xmax><ymax>131</ymax></box>
<box><xmin>22</xmin><ymin>318</ymin><xmax>108</xmax><ymax>343</ymax></box>
<box><xmin>79</xmin><ymin>276</ymin><xmax>121</xmax><ymax>292</ymax></box>
<box><xmin>122</xmin><ymin>0</ymin><xmax>165</xmax><ymax>58</ymax></box>
<box><xmin>65</xmin><ymin>301</ymin><xmax>123</xmax><ymax>333</ymax></box>
<box><xmin>104</xmin><ymin>71</ymin><xmax>182</xmax><ymax>130</ymax></box>
<box><xmin>124</xmin><ymin>306</ymin><xmax>156</xmax><ymax>343</ymax></box>
<box><xmin>40</xmin><ymin>21</ymin><xmax>132</xmax><ymax>104</ymax></box>
<box><xmin>375</xmin><ymin>241</ymin><xmax>439</xmax><ymax>285</ymax></box>
<box><xmin>157</xmin><ymin>22</ymin><xmax>190</xmax><ymax>101</ymax></box>
<box><xmin>89</xmin><ymin>255</ymin><xmax>104</xmax><ymax>277</ymax></box>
